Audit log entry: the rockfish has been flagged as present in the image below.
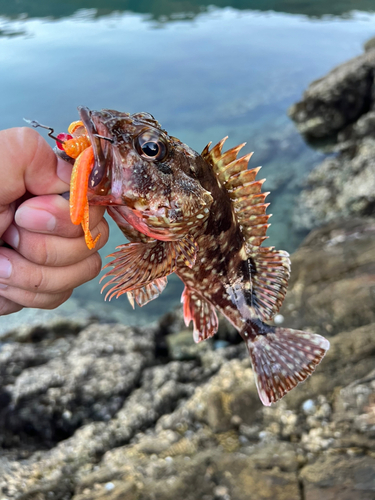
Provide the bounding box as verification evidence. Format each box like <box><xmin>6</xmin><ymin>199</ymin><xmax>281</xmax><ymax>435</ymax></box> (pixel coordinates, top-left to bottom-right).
<box><xmin>55</xmin><ymin>106</ymin><xmax>330</xmax><ymax>406</ymax></box>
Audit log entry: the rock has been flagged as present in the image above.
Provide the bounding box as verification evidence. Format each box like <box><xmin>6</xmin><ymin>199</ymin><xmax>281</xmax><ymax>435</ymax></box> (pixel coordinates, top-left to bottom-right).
<box><xmin>293</xmin><ymin>138</ymin><xmax>375</xmax><ymax>231</ymax></box>
<box><xmin>289</xmin><ymin>44</ymin><xmax>375</xmax><ymax>231</ymax></box>
<box><xmin>165</xmin><ymin>329</ymin><xmax>210</xmax><ymax>360</ymax></box>
<box><xmin>0</xmin><ymin>324</ymin><xmax>156</xmax><ymax>449</ymax></box>
<box><xmin>2</xmin><ymin>120</ymin><xmax>375</xmax><ymax>500</ymax></box>
<box><xmin>288</xmin><ymin>49</ymin><xmax>375</xmax><ymax>139</ymax></box>
<box><xmin>301</xmin><ymin>455</ymin><xmax>375</xmax><ymax>500</ymax></box>
<box><xmin>2</xmin><ymin>299</ymin><xmax>374</xmax><ymax>499</ymax></box>
<box><xmin>364</xmin><ymin>36</ymin><xmax>375</xmax><ymax>53</ymax></box>
<box><xmin>333</xmin><ymin>368</ymin><xmax>375</xmax><ymax>440</ymax></box>
<box><xmin>279</xmin><ymin>218</ymin><xmax>375</xmax><ymax>336</ymax></box>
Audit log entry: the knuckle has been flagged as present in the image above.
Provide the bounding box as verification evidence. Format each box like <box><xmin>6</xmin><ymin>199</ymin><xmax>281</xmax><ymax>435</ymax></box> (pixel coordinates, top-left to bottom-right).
<box><xmin>33</xmin><ymin>236</ymin><xmax>53</xmax><ymax>266</ymax></box>
<box><xmin>19</xmin><ymin>126</ymin><xmax>40</xmax><ymax>148</ymax></box>
<box><xmin>43</xmin><ymin>240</ymin><xmax>59</xmax><ymax>267</ymax></box>
<box><xmin>30</xmin><ymin>267</ymin><xmax>46</xmax><ymax>292</ymax></box>
<box><xmin>21</xmin><ymin>126</ymin><xmax>40</xmax><ymax>142</ymax></box>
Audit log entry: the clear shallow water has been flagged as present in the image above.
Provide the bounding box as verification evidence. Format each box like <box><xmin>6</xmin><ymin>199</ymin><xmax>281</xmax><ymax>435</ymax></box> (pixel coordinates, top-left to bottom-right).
<box><xmin>0</xmin><ymin>2</ymin><xmax>374</xmax><ymax>324</ymax></box>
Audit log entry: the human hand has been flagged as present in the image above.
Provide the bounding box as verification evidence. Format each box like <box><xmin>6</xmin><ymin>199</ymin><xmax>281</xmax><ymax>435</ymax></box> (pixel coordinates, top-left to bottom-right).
<box><xmin>0</xmin><ymin>127</ymin><xmax>109</xmax><ymax>315</ymax></box>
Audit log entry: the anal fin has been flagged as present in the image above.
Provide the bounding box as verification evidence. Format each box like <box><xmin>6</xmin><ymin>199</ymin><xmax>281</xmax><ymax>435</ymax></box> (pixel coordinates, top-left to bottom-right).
<box><xmin>244</xmin><ymin>324</ymin><xmax>330</xmax><ymax>406</ymax></box>
<box><xmin>182</xmin><ymin>287</ymin><xmax>218</xmax><ymax>343</ymax></box>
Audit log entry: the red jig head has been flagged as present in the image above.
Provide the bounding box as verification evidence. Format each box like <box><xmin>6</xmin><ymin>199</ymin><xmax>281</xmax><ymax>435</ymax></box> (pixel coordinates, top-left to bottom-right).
<box><xmin>56</xmin><ymin>133</ymin><xmax>73</xmax><ymax>150</ymax></box>
<box><xmin>23</xmin><ymin>119</ymin><xmax>91</xmax><ymax>159</ymax></box>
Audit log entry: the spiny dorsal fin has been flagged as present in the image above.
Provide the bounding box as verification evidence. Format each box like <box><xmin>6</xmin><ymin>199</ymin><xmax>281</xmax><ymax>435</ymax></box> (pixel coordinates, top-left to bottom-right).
<box><xmin>181</xmin><ymin>287</ymin><xmax>218</xmax><ymax>343</ymax></box>
<box><xmin>203</xmin><ymin>139</ymin><xmax>291</xmax><ymax>317</ymax></box>
<box><xmin>202</xmin><ymin>138</ymin><xmax>272</xmax><ymax>251</ymax></box>
<box><xmin>202</xmin><ymin>138</ymin><xmax>248</xmax><ymax>180</ymax></box>
<box><xmin>201</xmin><ymin>141</ymin><xmax>212</xmax><ymax>158</ymax></box>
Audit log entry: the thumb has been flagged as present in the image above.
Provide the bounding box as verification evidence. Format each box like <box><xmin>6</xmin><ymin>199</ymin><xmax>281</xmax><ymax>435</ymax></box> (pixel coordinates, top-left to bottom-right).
<box><xmin>0</xmin><ymin>127</ymin><xmax>72</xmax><ymax>204</ymax></box>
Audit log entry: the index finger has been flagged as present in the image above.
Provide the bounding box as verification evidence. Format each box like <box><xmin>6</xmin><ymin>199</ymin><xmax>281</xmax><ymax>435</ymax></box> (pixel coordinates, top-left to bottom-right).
<box><xmin>0</xmin><ymin>127</ymin><xmax>71</xmax><ymax>207</ymax></box>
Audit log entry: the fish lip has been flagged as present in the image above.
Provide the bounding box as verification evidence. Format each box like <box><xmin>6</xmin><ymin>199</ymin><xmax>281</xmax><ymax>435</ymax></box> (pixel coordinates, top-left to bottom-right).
<box><xmin>78</xmin><ymin>106</ymin><xmax>107</xmax><ymax>187</ymax></box>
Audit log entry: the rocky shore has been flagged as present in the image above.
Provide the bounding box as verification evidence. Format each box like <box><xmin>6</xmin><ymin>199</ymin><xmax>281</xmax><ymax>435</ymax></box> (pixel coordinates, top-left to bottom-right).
<box><xmin>0</xmin><ymin>215</ymin><xmax>374</xmax><ymax>499</ymax></box>
<box><xmin>1</xmin><ymin>45</ymin><xmax>375</xmax><ymax>500</ymax></box>
<box><xmin>289</xmin><ymin>40</ymin><xmax>375</xmax><ymax>232</ymax></box>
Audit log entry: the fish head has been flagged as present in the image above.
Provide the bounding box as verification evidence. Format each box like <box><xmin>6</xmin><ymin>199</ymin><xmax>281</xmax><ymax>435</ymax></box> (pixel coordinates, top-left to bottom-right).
<box><xmin>79</xmin><ymin>107</ymin><xmax>213</xmax><ymax>236</ymax></box>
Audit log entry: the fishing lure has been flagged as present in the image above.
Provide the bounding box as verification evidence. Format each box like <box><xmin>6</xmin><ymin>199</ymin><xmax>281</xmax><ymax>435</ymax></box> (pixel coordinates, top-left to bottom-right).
<box><xmin>25</xmin><ymin>118</ymin><xmax>100</xmax><ymax>249</ymax></box>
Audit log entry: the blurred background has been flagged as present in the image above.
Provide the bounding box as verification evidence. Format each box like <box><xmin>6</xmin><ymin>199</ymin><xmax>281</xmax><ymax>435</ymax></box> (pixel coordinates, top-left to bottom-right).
<box><xmin>1</xmin><ymin>0</ymin><xmax>374</xmax><ymax>326</ymax></box>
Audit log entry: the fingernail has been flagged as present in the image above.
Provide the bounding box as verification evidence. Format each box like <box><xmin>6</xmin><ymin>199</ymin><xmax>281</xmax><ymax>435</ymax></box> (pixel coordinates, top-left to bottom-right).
<box><xmin>56</xmin><ymin>157</ymin><xmax>73</xmax><ymax>184</ymax></box>
<box><xmin>0</xmin><ymin>256</ymin><xmax>12</xmax><ymax>279</ymax></box>
<box><xmin>15</xmin><ymin>207</ymin><xmax>56</xmax><ymax>232</ymax></box>
<box><xmin>2</xmin><ymin>224</ymin><xmax>20</xmax><ymax>249</ymax></box>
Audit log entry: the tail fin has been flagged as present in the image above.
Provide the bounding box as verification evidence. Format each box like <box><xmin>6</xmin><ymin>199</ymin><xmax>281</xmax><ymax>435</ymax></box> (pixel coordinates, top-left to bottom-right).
<box><xmin>244</xmin><ymin>324</ymin><xmax>330</xmax><ymax>406</ymax></box>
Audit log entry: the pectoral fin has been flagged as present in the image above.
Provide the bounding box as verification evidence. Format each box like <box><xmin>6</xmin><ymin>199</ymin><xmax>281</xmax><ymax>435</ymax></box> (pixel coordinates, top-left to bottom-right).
<box><xmin>101</xmin><ymin>240</ymin><xmax>177</xmax><ymax>301</ymax></box>
<box><xmin>101</xmin><ymin>234</ymin><xmax>198</xmax><ymax>301</ymax></box>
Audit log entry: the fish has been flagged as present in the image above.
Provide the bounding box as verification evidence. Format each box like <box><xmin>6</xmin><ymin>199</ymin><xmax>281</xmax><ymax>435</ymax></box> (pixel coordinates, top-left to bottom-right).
<box><xmin>60</xmin><ymin>106</ymin><xmax>330</xmax><ymax>406</ymax></box>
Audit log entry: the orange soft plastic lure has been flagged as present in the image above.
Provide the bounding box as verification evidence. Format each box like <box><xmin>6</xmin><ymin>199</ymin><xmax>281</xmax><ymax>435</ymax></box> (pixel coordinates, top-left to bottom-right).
<box><xmin>69</xmin><ymin>144</ymin><xmax>100</xmax><ymax>249</ymax></box>
<box><xmin>24</xmin><ymin>118</ymin><xmax>101</xmax><ymax>250</ymax></box>
<box><xmin>63</xmin><ymin>121</ymin><xmax>100</xmax><ymax>249</ymax></box>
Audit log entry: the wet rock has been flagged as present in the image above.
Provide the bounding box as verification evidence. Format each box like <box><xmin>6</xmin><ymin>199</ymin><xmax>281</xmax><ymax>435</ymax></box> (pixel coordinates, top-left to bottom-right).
<box><xmin>166</xmin><ymin>329</ymin><xmax>210</xmax><ymax>360</ymax></box>
<box><xmin>364</xmin><ymin>36</ymin><xmax>375</xmax><ymax>52</ymax></box>
<box><xmin>279</xmin><ymin>218</ymin><xmax>375</xmax><ymax>336</ymax></box>
<box><xmin>2</xmin><ymin>302</ymin><xmax>374</xmax><ymax>500</ymax></box>
<box><xmin>289</xmin><ymin>44</ymin><xmax>375</xmax><ymax>230</ymax></box>
<box><xmin>71</xmin><ymin>447</ymin><xmax>300</xmax><ymax>500</ymax></box>
<box><xmin>1</xmin><ymin>229</ymin><xmax>374</xmax><ymax>496</ymax></box>
<box><xmin>0</xmin><ymin>324</ymin><xmax>156</xmax><ymax>449</ymax></box>
<box><xmin>301</xmin><ymin>455</ymin><xmax>375</xmax><ymax>500</ymax></box>
<box><xmin>288</xmin><ymin>48</ymin><xmax>375</xmax><ymax>139</ymax></box>
<box><xmin>333</xmin><ymin>368</ymin><xmax>375</xmax><ymax>440</ymax></box>
<box><xmin>293</xmin><ymin>138</ymin><xmax>375</xmax><ymax>231</ymax></box>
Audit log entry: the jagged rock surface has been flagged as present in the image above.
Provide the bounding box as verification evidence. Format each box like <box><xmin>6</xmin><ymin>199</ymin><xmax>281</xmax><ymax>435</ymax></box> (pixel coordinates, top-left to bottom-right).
<box><xmin>0</xmin><ymin>218</ymin><xmax>374</xmax><ymax>500</ymax></box>
<box><xmin>289</xmin><ymin>45</ymin><xmax>375</xmax><ymax>231</ymax></box>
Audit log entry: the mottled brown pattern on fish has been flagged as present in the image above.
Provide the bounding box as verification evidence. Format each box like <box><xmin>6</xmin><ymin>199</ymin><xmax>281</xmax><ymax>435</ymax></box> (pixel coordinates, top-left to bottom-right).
<box><xmin>176</xmin><ymin>183</ymin><xmax>246</xmax><ymax>331</ymax></box>
<box><xmin>77</xmin><ymin>106</ymin><xmax>330</xmax><ymax>406</ymax></box>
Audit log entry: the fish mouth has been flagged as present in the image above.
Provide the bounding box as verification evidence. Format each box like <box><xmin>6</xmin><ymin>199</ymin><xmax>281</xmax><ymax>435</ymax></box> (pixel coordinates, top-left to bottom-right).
<box><xmin>78</xmin><ymin>106</ymin><xmax>108</xmax><ymax>189</ymax></box>
<box><xmin>78</xmin><ymin>106</ymin><xmax>135</xmax><ymax>206</ymax></box>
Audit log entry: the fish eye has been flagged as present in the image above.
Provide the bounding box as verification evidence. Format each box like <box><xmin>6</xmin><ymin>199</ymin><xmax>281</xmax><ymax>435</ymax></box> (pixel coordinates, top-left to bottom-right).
<box><xmin>135</xmin><ymin>130</ymin><xmax>168</xmax><ymax>161</ymax></box>
<box><xmin>142</xmin><ymin>141</ymin><xmax>161</xmax><ymax>157</ymax></box>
